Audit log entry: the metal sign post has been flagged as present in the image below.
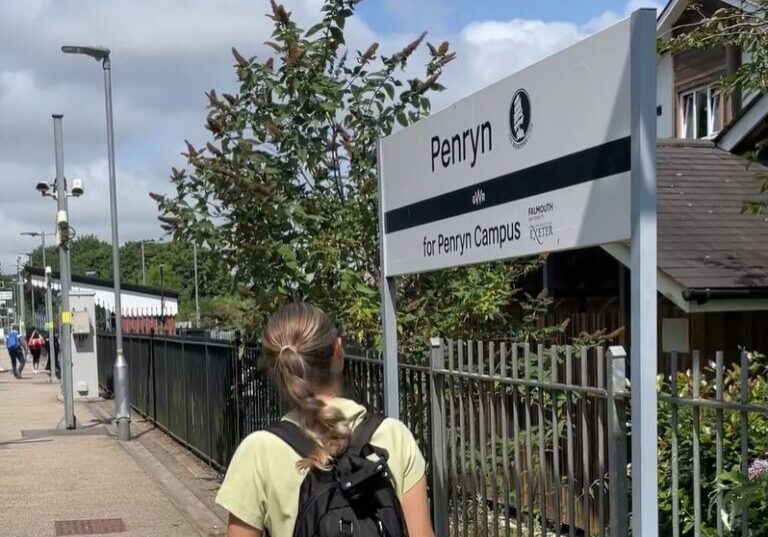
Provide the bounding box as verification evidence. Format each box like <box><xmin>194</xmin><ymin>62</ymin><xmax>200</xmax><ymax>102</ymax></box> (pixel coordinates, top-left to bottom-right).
<box><xmin>377</xmin><ymin>10</ymin><xmax>658</xmax><ymax>535</ymax></box>
<box><xmin>629</xmin><ymin>10</ymin><xmax>658</xmax><ymax>536</ymax></box>
<box><xmin>377</xmin><ymin>142</ymin><xmax>400</xmax><ymax>419</ymax></box>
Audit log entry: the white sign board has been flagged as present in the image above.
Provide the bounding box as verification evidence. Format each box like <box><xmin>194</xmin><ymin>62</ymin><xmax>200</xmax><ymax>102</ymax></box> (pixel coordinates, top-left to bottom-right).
<box><xmin>0</xmin><ymin>291</ymin><xmax>12</xmax><ymax>300</ymax></box>
<box><xmin>379</xmin><ymin>18</ymin><xmax>632</xmax><ymax>277</ymax></box>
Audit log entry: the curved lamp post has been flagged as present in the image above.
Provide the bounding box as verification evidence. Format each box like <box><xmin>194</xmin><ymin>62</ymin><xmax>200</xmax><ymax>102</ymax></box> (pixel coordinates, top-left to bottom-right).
<box><xmin>62</xmin><ymin>45</ymin><xmax>130</xmax><ymax>441</ymax></box>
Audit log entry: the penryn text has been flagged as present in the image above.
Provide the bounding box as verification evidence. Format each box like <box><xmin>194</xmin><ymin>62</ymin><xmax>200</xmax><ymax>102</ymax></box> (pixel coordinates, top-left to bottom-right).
<box><xmin>431</xmin><ymin>121</ymin><xmax>492</xmax><ymax>172</ymax></box>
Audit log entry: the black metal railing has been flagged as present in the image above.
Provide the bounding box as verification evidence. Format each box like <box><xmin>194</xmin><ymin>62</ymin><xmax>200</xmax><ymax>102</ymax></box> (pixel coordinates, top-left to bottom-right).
<box><xmin>98</xmin><ymin>332</ymin><xmax>244</xmax><ymax>470</ymax></box>
<box><xmin>96</xmin><ymin>333</ymin><xmax>429</xmax><ymax>473</ymax></box>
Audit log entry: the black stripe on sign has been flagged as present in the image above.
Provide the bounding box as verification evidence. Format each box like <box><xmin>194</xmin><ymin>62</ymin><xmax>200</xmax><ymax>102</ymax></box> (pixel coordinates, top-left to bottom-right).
<box><xmin>384</xmin><ymin>136</ymin><xmax>631</xmax><ymax>234</ymax></box>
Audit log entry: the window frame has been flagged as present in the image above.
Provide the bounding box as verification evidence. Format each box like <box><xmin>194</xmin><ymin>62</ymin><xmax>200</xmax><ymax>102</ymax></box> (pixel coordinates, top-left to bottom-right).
<box><xmin>679</xmin><ymin>84</ymin><xmax>722</xmax><ymax>140</ymax></box>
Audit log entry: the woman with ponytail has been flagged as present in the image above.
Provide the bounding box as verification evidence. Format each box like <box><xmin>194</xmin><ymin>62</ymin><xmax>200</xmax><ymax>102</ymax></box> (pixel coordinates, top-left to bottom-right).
<box><xmin>216</xmin><ymin>303</ymin><xmax>434</xmax><ymax>537</ymax></box>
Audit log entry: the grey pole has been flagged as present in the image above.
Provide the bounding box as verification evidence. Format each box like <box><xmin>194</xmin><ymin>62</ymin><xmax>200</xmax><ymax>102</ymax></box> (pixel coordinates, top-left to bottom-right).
<box><xmin>630</xmin><ymin>10</ymin><xmax>658</xmax><ymax>536</ymax></box>
<box><xmin>41</xmin><ymin>234</ymin><xmax>47</xmax><ymax>271</ymax></box>
<box><xmin>53</xmin><ymin>114</ymin><xmax>76</xmax><ymax>429</ymax></box>
<box><xmin>18</xmin><ymin>257</ymin><xmax>26</xmax><ymax>335</ymax></box>
<box><xmin>193</xmin><ymin>243</ymin><xmax>200</xmax><ymax>328</ymax></box>
<box><xmin>41</xmin><ymin>234</ymin><xmax>56</xmax><ymax>382</ymax></box>
<box><xmin>141</xmin><ymin>241</ymin><xmax>146</xmax><ymax>286</ymax></box>
<box><xmin>103</xmin><ymin>55</ymin><xmax>130</xmax><ymax>439</ymax></box>
<box><xmin>12</xmin><ymin>268</ymin><xmax>19</xmax><ymax>326</ymax></box>
<box><xmin>41</xmin><ymin>234</ymin><xmax>55</xmax><ymax>382</ymax></box>
<box><xmin>61</xmin><ymin>45</ymin><xmax>129</xmax><ymax>439</ymax></box>
<box><xmin>103</xmin><ymin>54</ymin><xmax>131</xmax><ymax>441</ymax></box>
<box><xmin>28</xmin><ymin>255</ymin><xmax>35</xmax><ymax>326</ymax></box>
<box><xmin>376</xmin><ymin>141</ymin><xmax>400</xmax><ymax>419</ymax></box>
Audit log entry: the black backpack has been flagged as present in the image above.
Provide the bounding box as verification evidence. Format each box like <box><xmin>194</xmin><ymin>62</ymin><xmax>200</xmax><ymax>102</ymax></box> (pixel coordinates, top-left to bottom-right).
<box><xmin>267</xmin><ymin>414</ymin><xmax>409</xmax><ymax>537</ymax></box>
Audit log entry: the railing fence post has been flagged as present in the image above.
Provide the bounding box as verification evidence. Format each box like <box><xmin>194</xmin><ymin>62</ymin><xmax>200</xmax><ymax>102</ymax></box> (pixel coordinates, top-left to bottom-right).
<box><xmin>163</xmin><ymin>335</ymin><xmax>169</xmax><ymax>429</ymax></box>
<box><xmin>429</xmin><ymin>337</ymin><xmax>450</xmax><ymax>537</ymax></box>
<box><xmin>235</xmin><ymin>330</ymin><xmax>243</xmax><ymax>447</ymax></box>
<box><xmin>181</xmin><ymin>337</ymin><xmax>188</xmax><ymax>450</ymax></box>
<box><xmin>205</xmin><ymin>340</ymin><xmax>214</xmax><ymax>468</ymax></box>
<box><xmin>150</xmin><ymin>329</ymin><xmax>156</xmax><ymax>423</ymax></box>
<box><xmin>606</xmin><ymin>346</ymin><xmax>628</xmax><ymax>537</ymax></box>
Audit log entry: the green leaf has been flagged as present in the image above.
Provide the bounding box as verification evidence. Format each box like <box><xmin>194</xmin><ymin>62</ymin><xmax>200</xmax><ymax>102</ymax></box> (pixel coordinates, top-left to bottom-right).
<box><xmin>306</xmin><ymin>22</ymin><xmax>327</xmax><ymax>36</ymax></box>
<box><xmin>383</xmin><ymin>83</ymin><xmax>395</xmax><ymax>100</ymax></box>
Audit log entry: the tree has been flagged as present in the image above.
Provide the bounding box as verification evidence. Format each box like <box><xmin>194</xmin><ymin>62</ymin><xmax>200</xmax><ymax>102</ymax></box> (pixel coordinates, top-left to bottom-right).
<box><xmin>27</xmin><ymin>235</ymin><xmax>237</xmax><ymax>324</ymax></box>
<box><xmin>29</xmin><ymin>234</ymin><xmax>113</xmax><ymax>278</ymax></box>
<box><xmin>660</xmin><ymin>1</ymin><xmax>768</xmax><ymax>215</ymax></box>
<box><xmin>153</xmin><ymin>0</ymin><xmax>555</xmax><ymax>349</ymax></box>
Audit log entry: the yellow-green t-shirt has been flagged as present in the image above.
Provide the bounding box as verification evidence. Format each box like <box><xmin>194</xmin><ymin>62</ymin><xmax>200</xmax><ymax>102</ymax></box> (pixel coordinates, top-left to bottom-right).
<box><xmin>215</xmin><ymin>398</ymin><xmax>426</xmax><ymax>537</ymax></box>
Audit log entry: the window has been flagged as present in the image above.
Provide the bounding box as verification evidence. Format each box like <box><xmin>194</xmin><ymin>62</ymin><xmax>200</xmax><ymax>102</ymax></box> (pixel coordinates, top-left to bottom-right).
<box><xmin>680</xmin><ymin>85</ymin><xmax>722</xmax><ymax>139</ymax></box>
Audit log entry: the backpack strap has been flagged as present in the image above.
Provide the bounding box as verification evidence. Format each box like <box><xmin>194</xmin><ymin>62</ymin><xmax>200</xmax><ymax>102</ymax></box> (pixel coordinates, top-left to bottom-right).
<box><xmin>266</xmin><ymin>421</ymin><xmax>318</xmax><ymax>459</ymax></box>
<box><xmin>268</xmin><ymin>413</ymin><xmax>385</xmax><ymax>459</ymax></box>
<box><xmin>349</xmin><ymin>413</ymin><xmax>385</xmax><ymax>455</ymax></box>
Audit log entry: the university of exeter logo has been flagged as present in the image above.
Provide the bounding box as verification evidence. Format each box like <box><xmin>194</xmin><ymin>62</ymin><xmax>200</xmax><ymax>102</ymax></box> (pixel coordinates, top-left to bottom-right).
<box><xmin>509</xmin><ymin>88</ymin><xmax>532</xmax><ymax>149</ymax></box>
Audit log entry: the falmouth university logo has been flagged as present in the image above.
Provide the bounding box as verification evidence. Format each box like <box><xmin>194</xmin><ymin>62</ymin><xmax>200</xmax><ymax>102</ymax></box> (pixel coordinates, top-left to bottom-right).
<box><xmin>509</xmin><ymin>89</ymin><xmax>532</xmax><ymax>149</ymax></box>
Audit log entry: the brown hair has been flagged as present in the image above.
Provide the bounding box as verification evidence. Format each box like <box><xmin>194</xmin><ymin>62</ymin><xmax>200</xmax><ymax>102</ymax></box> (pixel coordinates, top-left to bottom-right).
<box><xmin>262</xmin><ymin>302</ymin><xmax>350</xmax><ymax>471</ymax></box>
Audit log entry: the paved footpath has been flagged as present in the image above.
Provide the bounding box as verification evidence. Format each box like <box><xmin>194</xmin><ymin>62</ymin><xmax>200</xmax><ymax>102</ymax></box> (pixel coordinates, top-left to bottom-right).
<box><xmin>0</xmin><ymin>350</ymin><xmax>227</xmax><ymax>537</ymax></box>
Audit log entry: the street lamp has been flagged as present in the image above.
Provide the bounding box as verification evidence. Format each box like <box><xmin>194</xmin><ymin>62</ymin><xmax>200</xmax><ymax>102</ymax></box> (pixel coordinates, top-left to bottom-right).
<box><xmin>25</xmin><ymin>253</ymin><xmax>34</xmax><ymax>328</ymax></box>
<box><xmin>21</xmin><ymin>232</ymin><xmax>54</xmax><ymax>343</ymax></box>
<box><xmin>15</xmin><ymin>256</ymin><xmax>25</xmax><ymax>333</ymax></box>
<box><xmin>140</xmin><ymin>238</ymin><xmax>160</xmax><ymax>286</ymax></box>
<box><xmin>62</xmin><ymin>44</ymin><xmax>130</xmax><ymax>441</ymax></box>
<box><xmin>19</xmin><ymin>232</ymin><xmax>53</xmax><ymax>272</ymax></box>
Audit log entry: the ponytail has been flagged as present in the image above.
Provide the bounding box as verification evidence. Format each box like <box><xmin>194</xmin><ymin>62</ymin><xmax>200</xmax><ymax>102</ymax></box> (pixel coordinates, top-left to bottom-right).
<box><xmin>264</xmin><ymin>303</ymin><xmax>351</xmax><ymax>471</ymax></box>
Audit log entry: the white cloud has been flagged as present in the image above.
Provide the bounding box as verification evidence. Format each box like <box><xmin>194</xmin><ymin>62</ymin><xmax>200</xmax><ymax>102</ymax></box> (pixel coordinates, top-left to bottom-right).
<box><xmin>585</xmin><ymin>0</ymin><xmax>664</xmax><ymax>33</ymax></box>
<box><xmin>0</xmin><ymin>0</ymin><xmax>657</xmax><ymax>273</ymax></box>
<box><xmin>452</xmin><ymin>19</ymin><xmax>586</xmax><ymax>96</ymax></box>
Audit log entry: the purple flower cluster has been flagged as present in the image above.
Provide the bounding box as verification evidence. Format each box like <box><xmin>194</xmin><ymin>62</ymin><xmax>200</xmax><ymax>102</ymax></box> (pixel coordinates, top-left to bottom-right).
<box><xmin>748</xmin><ymin>458</ymin><xmax>768</xmax><ymax>480</ymax></box>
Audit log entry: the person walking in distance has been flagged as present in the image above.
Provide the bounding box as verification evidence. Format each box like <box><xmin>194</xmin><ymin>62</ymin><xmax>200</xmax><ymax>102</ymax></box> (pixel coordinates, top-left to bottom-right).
<box><xmin>4</xmin><ymin>324</ymin><xmax>26</xmax><ymax>379</ymax></box>
<box><xmin>216</xmin><ymin>303</ymin><xmax>434</xmax><ymax>537</ymax></box>
<box><xmin>44</xmin><ymin>330</ymin><xmax>60</xmax><ymax>379</ymax></box>
<box><xmin>28</xmin><ymin>328</ymin><xmax>45</xmax><ymax>374</ymax></box>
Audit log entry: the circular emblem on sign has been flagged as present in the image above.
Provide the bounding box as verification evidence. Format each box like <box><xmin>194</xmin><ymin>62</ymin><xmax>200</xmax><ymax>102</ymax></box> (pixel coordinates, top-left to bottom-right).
<box><xmin>509</xmin><ymin>89</ymin><xmax>532</xmax><ymax>149</ymax></box>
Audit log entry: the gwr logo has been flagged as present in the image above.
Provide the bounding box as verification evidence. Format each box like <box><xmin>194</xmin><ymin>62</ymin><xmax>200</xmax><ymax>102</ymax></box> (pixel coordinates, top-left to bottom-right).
<box><xmin>472</xmin><ymin>189</ymin><xmax>486</xmax><ymax>207</ymax></box>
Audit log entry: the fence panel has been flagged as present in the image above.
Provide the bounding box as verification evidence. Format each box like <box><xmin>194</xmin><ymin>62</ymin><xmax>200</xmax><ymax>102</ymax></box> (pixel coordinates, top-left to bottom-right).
<box><xmin>657</xmin><ymin>349</ymin><xmax>768</xmax><ymax>536</ymax></box>
<box><xmin>165</xmin><ymin>339</ymin><xmax>186</xmax><ymax>444</ymax></box>
<box><xmin>432</xmin><ymin>340</ymin><xmax>627</xmax><ymax>537</ymax></box>
<box><xmin>97</xmin><ymin>333</ymin><xmax>116</xmax><ymax>394</ymax></box>
<box><xmin>207</xmin><ymin>341</ymin><xmax>239</xmax><ymax>469</ymax></box>
<box><xmin>129</xmin><ymin>335</ymin><xmax>153</xmax><ymax>422</ymax></box>
<box><xmin>155</xmin><ymin>336</ymin><xmax>169</xmax><ymax>429</ymax></box>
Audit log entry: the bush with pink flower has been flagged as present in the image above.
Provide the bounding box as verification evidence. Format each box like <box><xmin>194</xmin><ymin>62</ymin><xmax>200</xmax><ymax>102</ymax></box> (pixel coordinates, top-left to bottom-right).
<box><xmin>716</xmin><ymin>457</ymin><xmax>768</xmax><ymax>534</ymax></box>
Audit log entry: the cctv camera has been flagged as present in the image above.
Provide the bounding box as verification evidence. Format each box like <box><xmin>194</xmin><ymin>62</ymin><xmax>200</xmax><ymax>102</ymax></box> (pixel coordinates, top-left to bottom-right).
<box><xmin>70</xmin><ymin>178</ymin><xmax>84</xmax><ymax>197</ymax></box>
<box><xmin>36</xmin><ymin>182</ymin><xmax>51</xmax><ymax>194</ymax></box>
<box><xmin>57</xmin><ymin>210</ymin><xmax>69</xmax><ymax>233</ymax></box>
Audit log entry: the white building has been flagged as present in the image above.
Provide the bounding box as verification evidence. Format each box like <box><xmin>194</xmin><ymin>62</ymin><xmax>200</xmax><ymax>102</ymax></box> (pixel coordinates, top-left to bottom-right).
<box><xmin>27</xmin><ymin>267</ymin><xmax>179</xmax><ymax>317</ymax></box>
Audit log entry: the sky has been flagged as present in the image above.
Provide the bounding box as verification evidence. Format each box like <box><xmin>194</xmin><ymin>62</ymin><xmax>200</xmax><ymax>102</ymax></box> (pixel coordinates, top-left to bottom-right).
<box><xmin>0</xmin><ymin>0</ymin><xmax>664</xmax><ymax>274</ymax></box>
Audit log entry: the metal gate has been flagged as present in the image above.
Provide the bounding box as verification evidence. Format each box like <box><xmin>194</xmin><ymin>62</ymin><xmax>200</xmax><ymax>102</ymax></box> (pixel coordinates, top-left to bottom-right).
<box><xmin>427</xmin><ymin>340</ymin><xmax>629</xmax><ymax>537</ymax></box>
